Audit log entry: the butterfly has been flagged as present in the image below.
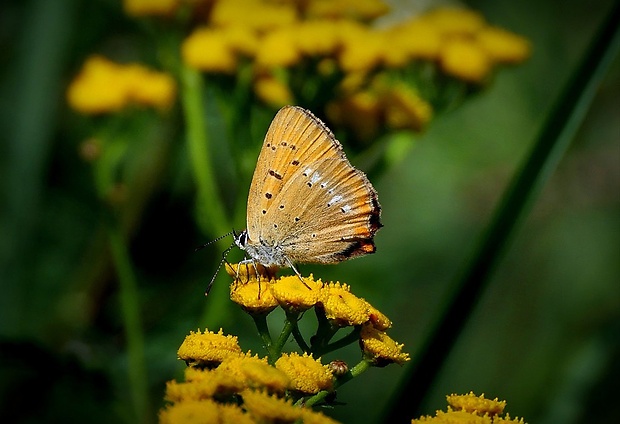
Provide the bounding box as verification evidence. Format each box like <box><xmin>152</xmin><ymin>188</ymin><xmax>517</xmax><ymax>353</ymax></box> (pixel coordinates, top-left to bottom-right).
<box><xmin>233</xmin><ymin>105</ymin><xmax>382</xmax><ymax>279</ymax></box>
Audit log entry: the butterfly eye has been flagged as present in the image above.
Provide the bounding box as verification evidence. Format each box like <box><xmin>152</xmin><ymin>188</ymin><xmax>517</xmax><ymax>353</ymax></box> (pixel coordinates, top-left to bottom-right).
<box><xmin>234</xmin><ymin>230</ymin><xmax>248</xmax><ymax>249</ymax></box>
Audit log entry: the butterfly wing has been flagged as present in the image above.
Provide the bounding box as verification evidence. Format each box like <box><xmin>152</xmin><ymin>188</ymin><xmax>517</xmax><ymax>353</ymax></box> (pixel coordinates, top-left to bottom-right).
<box><xmin>246</xmin><ymin>106</ymin><xmax>381</xmax><ymax>265</ymax></box>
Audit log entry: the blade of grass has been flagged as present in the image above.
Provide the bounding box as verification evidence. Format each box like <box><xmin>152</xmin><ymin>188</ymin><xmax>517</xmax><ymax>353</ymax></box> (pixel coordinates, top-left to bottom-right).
<box><xmin>385</xmin><ymin>3</ymin><xmax>620</xmax><ymax>421</ymax></box>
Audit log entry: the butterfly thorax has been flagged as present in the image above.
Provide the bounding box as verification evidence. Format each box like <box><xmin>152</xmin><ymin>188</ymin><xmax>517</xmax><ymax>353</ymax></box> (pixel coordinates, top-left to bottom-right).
<box><xmin>234</xmin><ymin>229</ymin><xmax>290</xmax><ymax>268</ymax></box>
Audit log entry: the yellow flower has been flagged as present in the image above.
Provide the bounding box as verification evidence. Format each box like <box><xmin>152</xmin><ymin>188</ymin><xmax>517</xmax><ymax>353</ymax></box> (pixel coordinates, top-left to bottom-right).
<box><xmin>360</xmin><ymin>324</ymin><xmax>410</xmax><ymax>366</ymax></box>
<box><xmin>300</xmin><ymin>408</ymin><xmax>342</xmax><ymax>424</ymax></box>
<box><xmin>67</xmin><ymin>55</ymin><xmax>130</xmax><ymax>114</ymax></box>
<box><xmin>67</xmin><ymin>56</ymin><xmax>176</xmax><ymax>114</ymax></box>
<box><xmin>422</xmin><ymin>7</ymin><xmax>485</xmax><ymax>37</ymax></box>
<box><xmin>319</xmin><ymin>282</ymin><xmax>380</xmax><ymax>327</ymax></box>
<box><xmin>254</xmin><ymin>75</ymin><xmax>294</xmax><ymax>108</ymax></box>
<box><xmin>159</xmin><ymin>399</ymin><xmax>221</xmax><ymax>424</ymax></box>
<box><xmin>338</xmin><ymin>22</ymin><xmax>383</xmax><ymax>73</ymax></box>
<box><xmin>382</xmin><ymin>85</ymin><xmax>433</xmax><ymax>132</ymax></box>
<box><xmin>241</xmin><ymin>389</ymin><xmax>302</xmax><ymax>422</ymax></box>
<box><xmin>306</xmin><ymin>0</ymin><xmax>390</xmax><ymax>21</ymax></box>
<box><xmin>123</xmin><ymin>0</ymin><xmax>180</xmax><ymax>17</ymax></box>
<box><xmin>440</xmin><ymin>38</ymin><xmax>492</xmax><ymax>83</ymax></box>
<box><xmin>165</xmin><ymin>368</ymin><xmax>245</xmax><ymax>402</ymax></box>
<box><xmin>218</xmin><ymin>403</ymin><xmax>255</xmax><ymax>424</ymax></box>
<box><xmin>211</xmin><ymin>0</ymin><xmax>297</xmax><ymax>32</ymax></box>
<box><xmin>476</xmin><ymin>26</ymin><xmax>531</xmax><ymax>64</ymax></box>
<box><xmin>229</xmin><ymin>266</ymin><xmax>279</xmax><ymax>314</ymax></box>
<box><xmin>219</xmin><ymin>354</ymin><xmax>290</xmax><ymax>393</ymax></box>
<box><xmin>447</xmin><ymin>392</ymin><xmax>506</xmax><ymax>416</ymax></box>
<box><xmin>295</xmin><ymin>20</ymin><xmax>340</xmax><ymax>56</ymax></box>
<box><xmin>182</xmin><ymin>28</ymin><xmax>237</xmax><ymax>73</ymax></box>
<box><xmin>275</xmin><ymin>352</ymin><xmax>334</xmax><ymax>394</ymax></box>
<box><xmin>385</xmin><ymin>20</ymin><xmax>442</xmax><ymax>62</ymax></box>
<box><xmin>125</xmin><ymin>64</ymin><xmax>176</xmax><ymax>110</ymax></box>
<box><xmin>255</xmin><ymin>28</ymin><xmax>301</xmax><ymax>68</ymax></box>
<box><xmin>177</xmin><ymin>329</ymin><xmax>242</xmax><ymax>367</ymax></box>
<box><xmin>412</xmin><ymin>393</ymin><xmax>526</xmax><ymax>423</ymax></box>
<box><xmin>224</xmin><ymin>25</ymin><xmax>260</xmax><ymax>57</ymax></box>
<box><xmin>269</xmin><ymin>275</ymin><xmax>322</xmax><ymax>311</ymax></box>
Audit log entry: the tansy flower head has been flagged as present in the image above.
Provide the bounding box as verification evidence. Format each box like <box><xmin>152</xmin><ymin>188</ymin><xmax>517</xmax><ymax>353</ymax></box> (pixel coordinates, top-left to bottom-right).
<box><xmin>270</xmin><ymin>275</ymin><xmax>322</xmax><ymax>311</ymax></box>
<box><xmin>159</xmin><ymin>399</ymin><xmax>221</xmax><ymax>424</ymax></box>
<box><xmin>182</xmin><ymin>27</ymin><xmax>238</xmax><ymax>73</ymax></box>
<box><xmin>382</xmin><ymin>85</ymin><xmax>433</xmax><ymax>133</ymax></box>
<box><xmin>228</xmin><ymin>273</ymin><xmax>279</xmax><ymax>315</ymax></box>
<box><xmin>412</xmin><ymin>392</ymin><xmax>526</xmax><ymax>423</ymax></box>
<box><xmin>255</xmin><ymin>27</ymin><xmax>301</xmax><ymax>69</ymax></box>
<box><xmin>67</xmin><ymin>55</ymin><xmax>176</xmax><ymax>114</ymax></box>
<box><xmin>319</xmin><ymin>282</ymin><xmax>390</xmax><ymax>328</ymax></box>
<box><xmin>447</xmin><ymin>392</ymin><xmax>506</xmax><ymax>416</ymax></box>
<box><xmin>422</xmin><ymin>7</ymin><xmax>485</xmax><ymax>37</ymax></box>
<box><xmin>210</xmin><ymin>0</ymin><xmax>297</xmax><ymax>32</ymax></box>
<box><xmin>165</xmin><ymin>368</ymin><xmax>245</xmax><ymax>402</ymax></box>
<box><xmin>177</xmin><ymin>329</ymin><xmax>242</xmax><ymax>368</ymax></box>
<box><xmin>476</xmin><ymin>26</ymin><xmax>531</xmax><ymax>64</ymax></box>
<box><xmin>275</xmin><ymin>352</ymin><xmax>334</xmax><ymax>394</ymax></box>
<box><xmin>241</xmin><ymin>389</ymin><xmax>302</xmax><ymax>422</ymax></box>
<box><xmin>306</xmin><ymin>0</ymin><xmax>390</xmax><ymax>21</ymax></box>
<box><xmin>254</xmin><ymin>75</ymin><xmax>294</xmax><ymax>108</ymax></box>
<box><xmin>360</xmin><ymin>323</ymin><xmax>410</xmax><ymax>366</ymax></box>
<box><xmin>219</xmin><ymin>353</ymin><xmax>290</xmax><ymax>394</ymax></box>
<box><xmin>440</xmin><ymin>38</ymin><xmax>492</xmax><ymax>83</ymax></box>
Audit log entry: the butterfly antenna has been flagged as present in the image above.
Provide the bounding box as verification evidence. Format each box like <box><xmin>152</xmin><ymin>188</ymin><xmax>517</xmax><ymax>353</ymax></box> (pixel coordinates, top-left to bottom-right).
<box><xmin>195</xmin><ymin>230</ymin><xmax>235</xmax><ymax>252</ymax></box>
<box><xmin>205</xmin><ymin>240</ymin><xmax>236</xmax><ymax>296</ymax></box>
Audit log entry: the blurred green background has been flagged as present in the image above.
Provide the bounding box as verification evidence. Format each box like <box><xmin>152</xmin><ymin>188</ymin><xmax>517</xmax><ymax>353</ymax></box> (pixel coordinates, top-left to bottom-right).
<box><xmin>0</xmin><ymin>0</ymin><xmax>618</xmax><ymax>423</ymax></box>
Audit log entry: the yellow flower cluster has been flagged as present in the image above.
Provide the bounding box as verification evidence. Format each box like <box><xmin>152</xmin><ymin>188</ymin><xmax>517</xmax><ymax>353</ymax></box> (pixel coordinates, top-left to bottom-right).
<box><xmin>163</xmin><ymin>329</ymin><xmax>340</xmax><ymax>423</ymax></box>
<box><xmin>67</xmin><ymin>55</ymin><xmax>176</xmax><ymax>114</ymax></box>
<box><xmin>226</xmin><ymin>264</ymin><xmax>390</xmax><ymax>328</ymax></box>
<box><xmin>226</xmin><ymin>263</ymin><xmax>408</xmax><ymax>366</ymax></box>
<box><xmin>411</xmin><ymin>392</ymin><xmax>526</xmax><ymax>423</ymax></box>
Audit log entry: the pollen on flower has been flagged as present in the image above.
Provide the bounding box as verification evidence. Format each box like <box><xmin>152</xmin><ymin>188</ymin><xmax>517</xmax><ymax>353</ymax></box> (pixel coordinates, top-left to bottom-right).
<box><xmin>270</xmin><ymin>275</ymin><xmax>322</xmax><ymax>311</ymax></box>
<box><xmin>360</xmin><ymin>323</ymin><xmax>410</xmax><ymax>366</ymax></box>
<box><xmin>241</xmin><ymin>389</ymin><xmax>303</xmax><ymax>422</ymax></box>
<box><xmin>177</xmin><ymin>329</ymin><xmax>242</xmax><ymax>367</ymax></box>
<box><xmin>447</xmin><ymin>392</ymin><xmax>506</xmax><ymax>416</ymax></box>
<box><xmin>275</xmin><ymin>352</ymin><xmax>333</xmax><ymax>394</ymax></box>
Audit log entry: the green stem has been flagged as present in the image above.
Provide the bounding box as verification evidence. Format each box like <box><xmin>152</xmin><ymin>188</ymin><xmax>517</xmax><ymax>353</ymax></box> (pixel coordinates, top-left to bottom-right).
<box><xmin>313</xmin><ymin>327</ymin><xmax>361</xmax><ymax>357</ymax></box>
<box><xmin>180</xmin><ymin>64</ymin><xmax>230</xmax><ymax>237</ymax></box>
<box><xmin>273</xmin><ymin>314</ymin><xmax>297</xmax><ymax>357</ymax></box>
<box><xmin>253</xmin><ymin>314</ymin><xmax>276</xmax><ymax>364</ymax></box>
<box><xmin>180</xmin><ymin>64</ymin><xmax>234</xmax><ymax>327</ymax></box>
<box><xmin>386</xmin><ymin>3</ymin><xmax>620</xmax><ymax>421</ymax></box>
<box><xmin>108</xmin><ymin>226</ymin><xmax>150</xmax><ymax>424</ymax></box>
<box><xmin>303</xmin><ymin>359</ymin><xmax>372</xmax><ymax>408</ymax></box>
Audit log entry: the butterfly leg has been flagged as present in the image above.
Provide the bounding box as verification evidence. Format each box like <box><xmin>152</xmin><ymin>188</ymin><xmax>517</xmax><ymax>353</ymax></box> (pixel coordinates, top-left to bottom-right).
<box><xmin>284</xmin><ymin>256</ymin><xmax>311</xmax><ymax>289</ymax></box>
